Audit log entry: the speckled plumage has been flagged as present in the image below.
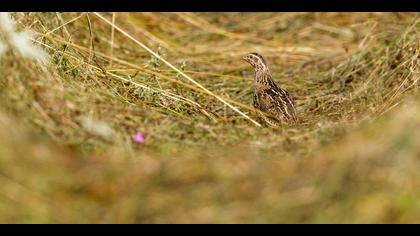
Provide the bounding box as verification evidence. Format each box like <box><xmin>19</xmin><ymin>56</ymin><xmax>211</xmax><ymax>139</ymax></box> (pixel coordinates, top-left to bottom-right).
<box><xmin>243</xmin><ymin>53</ymin><xmax>297</xmax><ymax>127</ymax></box>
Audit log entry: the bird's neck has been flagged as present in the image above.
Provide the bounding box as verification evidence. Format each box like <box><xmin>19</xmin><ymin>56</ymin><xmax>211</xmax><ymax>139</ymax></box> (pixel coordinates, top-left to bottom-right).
<box><xmin>255</xmin><ymin>68</ymin><xmax>275</xmax><ymax>88</ymax></box>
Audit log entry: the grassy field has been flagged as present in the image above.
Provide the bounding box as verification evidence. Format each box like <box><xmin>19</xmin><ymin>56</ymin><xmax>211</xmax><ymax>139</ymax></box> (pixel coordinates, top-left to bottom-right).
<box><xmin>0</xmin><ymin>12</ymin><xmax>419</xmax><ymax>223</ymax></box>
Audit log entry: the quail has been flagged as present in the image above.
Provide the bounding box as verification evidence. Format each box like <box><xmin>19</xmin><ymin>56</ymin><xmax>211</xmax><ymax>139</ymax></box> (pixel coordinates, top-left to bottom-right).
<box><xmin>243</xmin><ymin>52</ymin><xmax>297</xmax><ymax>127</ymax></box>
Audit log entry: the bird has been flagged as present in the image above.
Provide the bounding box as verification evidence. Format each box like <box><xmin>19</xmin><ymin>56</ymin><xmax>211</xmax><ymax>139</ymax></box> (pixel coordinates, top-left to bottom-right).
<box><xmin>242</xmin><ymin>52</ymin><xmax>297</xmax><ymax>127</ymax></box>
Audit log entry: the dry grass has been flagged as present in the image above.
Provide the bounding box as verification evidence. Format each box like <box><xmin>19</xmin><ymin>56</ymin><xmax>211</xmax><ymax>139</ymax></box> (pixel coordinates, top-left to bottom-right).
<box><xmin>0</xmin><ymin>12</ymin><xmax>419</xmax><ymax>223</ymax></box>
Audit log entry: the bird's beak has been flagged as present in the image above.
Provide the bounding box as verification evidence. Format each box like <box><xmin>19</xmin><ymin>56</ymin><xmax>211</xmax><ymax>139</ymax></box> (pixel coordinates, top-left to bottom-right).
<box><xmin>242</xmin><ymin>56</ymin><xmax>248</xmax><ymax>62</ymax></box>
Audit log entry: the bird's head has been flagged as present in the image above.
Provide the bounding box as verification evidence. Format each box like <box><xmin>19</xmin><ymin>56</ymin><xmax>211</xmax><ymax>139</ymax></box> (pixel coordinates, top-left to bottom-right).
<box><xmin>242</xmin><ymin>52</ymin><xmax>268</xmax><ymax>71</ymax></box>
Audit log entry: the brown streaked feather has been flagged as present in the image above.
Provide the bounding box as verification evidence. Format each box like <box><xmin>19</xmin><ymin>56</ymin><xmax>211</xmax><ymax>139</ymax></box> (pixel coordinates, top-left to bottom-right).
<box><xmin>254</xmin><ymin>89</ymin><xmax>297</xmax><ymax>124</ymax></box>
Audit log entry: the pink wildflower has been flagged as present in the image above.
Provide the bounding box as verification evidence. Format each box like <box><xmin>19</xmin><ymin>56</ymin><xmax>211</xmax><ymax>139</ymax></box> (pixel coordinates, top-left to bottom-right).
<box><xmin>132</xmin><ymin>132</ymin><xmax>145</xmax><ymax>143</ymax></box>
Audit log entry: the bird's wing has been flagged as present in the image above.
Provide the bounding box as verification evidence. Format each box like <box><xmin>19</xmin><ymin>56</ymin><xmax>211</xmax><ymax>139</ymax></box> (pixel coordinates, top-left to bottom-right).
<box><xmin>282</xmin><ymin>89</ymin><xmax>298</xmax><ymax>122</ymax></box>
<box><xmin>284</xmin><ymin>89</ymin><xmax>296</xmax><ymax>107</ymax></box>
<box><xmin>258</xmin><ymin>88</ymin><xmax>298</xmax><ymax>123</ymax></box>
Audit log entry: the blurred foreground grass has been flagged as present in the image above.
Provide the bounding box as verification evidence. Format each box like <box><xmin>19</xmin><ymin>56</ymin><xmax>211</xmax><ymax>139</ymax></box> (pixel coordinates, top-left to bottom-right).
<box><xmin>0</xmin><ymin>13</ymin><xmax>419</xmax><ymax>223</ymax></box>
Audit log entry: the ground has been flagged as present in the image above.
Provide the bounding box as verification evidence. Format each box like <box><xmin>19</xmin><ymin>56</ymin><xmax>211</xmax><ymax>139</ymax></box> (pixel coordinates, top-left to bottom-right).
<box><xmin>0</xmin><ymin>12</ymin><xmax>419</xmax><ymax>223</ymax></box>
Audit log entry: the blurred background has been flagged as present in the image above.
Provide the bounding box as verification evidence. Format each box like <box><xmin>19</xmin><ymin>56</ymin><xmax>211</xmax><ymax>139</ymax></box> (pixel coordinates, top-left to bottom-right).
<box><xmin>0</xmin><ymin>12</ymin><xmax>419</xmax><ymax>223</ymax></box>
